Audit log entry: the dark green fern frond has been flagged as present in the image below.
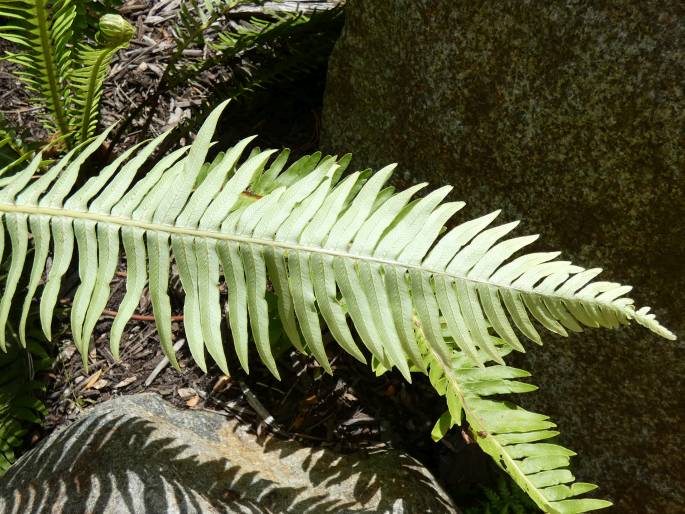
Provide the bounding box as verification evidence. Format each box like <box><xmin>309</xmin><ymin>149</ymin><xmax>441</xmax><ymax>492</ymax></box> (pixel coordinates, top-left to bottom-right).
<box><xmin>463</xmin><ymin>476</ymin><xmax>540</xmax><ymax>514</ymax></box>
<box><xmin>0</xmin><ymin>0</ymin><xmax>76</xmax><ymax>137</ymax></box>
<box><xmin>69</xmin><ymin>14</ymin><xmax>134</xmax><ymax>143</ymax></box>
<box><xmin>106</xmin><ymin>0</ymin><xmax>247</xmax><ymax>149</ymax></box>
<box><xmin>173</xmin><ymin>0</ymin><xmax>241</xmax><ymax>50</ymax></box>
<box><xmin>0</xmin><ymin>330</ymin><xmax>50</xmax><ymax>474</ymax></box>
<box><xmin>153</xmin><ymin>6</ymin><xmax>343</xmax><ymax>154</ymax></box>
<box><xmin>109</xmin><ymin>1</ymin><xmax>341</xmax><ymax>152</ymax></box>
<box><xmin>168</xmin><ymin>9</ymin><xmax>321</xmax><ymax>88</ymax></box>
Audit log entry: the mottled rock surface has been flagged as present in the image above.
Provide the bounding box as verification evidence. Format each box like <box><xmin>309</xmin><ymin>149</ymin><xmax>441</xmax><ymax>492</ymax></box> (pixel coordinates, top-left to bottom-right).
<box><xmin>0</xmin><ymin>394</ymin><xmax>458</xmax><ymax>513</ymax></box>
<box><xmin>321</xmin><ymin>2</ymin><xmax>684</xmax><ymax>512</ymax></box>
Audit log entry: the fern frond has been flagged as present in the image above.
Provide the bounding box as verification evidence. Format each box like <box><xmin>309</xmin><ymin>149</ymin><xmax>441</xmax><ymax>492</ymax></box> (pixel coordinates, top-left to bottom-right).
<box><xmin>0</xmin><ymin>101</ymin><xmax>674</xmax><ymax>367</ymax></box>
<box><xmin>0</xmin><ymin>332</ymin><xmax>50</xmax><ymax>473</ymax></box>
<box><xmin>0</xmin><ymin>0</ymin><xmax>76</xmax><ymax>136</ymax></box>
<box><xmin>426</xmin><ymin>331</ymin><xmax>611</xmax><ymax>513</ymax></box>
<box><xmin>150</xmin><ymin>6</ymin><xmax>343</xmax><ymax>155</ymax></box>
<box><xmin>0</xmin><ymin>104</ymin><xmax>674</xmax><ymax>511</ymax></box>
<box><xmin>169</xmin><ymin>9</ymin><xmax>315</xmax><ymax>87</ymax></box>
<box><xmin>173</xmin><ymin>0</ymin><xmax>238</xmax><ymax>47</ymax></box>
<box><xmin>68</xmin><ymin>14</ymin><xmax>134</xmax><ymax>143</ymax></box>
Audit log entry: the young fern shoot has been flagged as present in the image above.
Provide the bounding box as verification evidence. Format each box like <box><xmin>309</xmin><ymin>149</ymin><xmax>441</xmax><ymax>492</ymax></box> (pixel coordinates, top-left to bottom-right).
<box><xmin>0</xmin><ymin>104</ymin><xmax>674</xmax><ymax>513</ymax></box>
<box><xmin>69</xmin><ymin>14</ymin><xmax>134</xmax><ymax>143</ymax></box>
<box><xmin>0</xmin><ymin>2</ymin><xmax>134</xmax><ymax>147</ymax></box>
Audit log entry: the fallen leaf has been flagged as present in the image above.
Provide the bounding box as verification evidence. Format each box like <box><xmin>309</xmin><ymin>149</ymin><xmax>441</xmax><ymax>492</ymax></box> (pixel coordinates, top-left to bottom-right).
<box><xmin>383</xmin><ymin>384</ymin><xmax>397</xmax><ymax>397</ymax></box>
<box><xmin>212</xmin><ymin>375</ymin><xmax>232</xmax><ymax>393</ymax></box>
<box><xmin>57</xmin><ymin>345</ymin><xmax>76</xmax><ymax>362</ymax></box>
<box><xmin>342</xmin><ymin>392</ymin><xmax>358</xmax><ymax>402</ymax></box>
<box><xmin>92</xmin><ymin>379</ymin><xmax>109</xmax><ymax>390</ymax></box>
<box><xmin>291</xmin><ymin>414</ymin><xmax>306</xmax><ymax>430</ymax></box>
<box><xmin>185</xmin><ymin>395</ymin><xmax>200</xmax><ymax>407</ymax></box>
<box><xmin>82</xmin><ymin>369</ymin><xmax>104</xmax><ymax>390</ymax></box>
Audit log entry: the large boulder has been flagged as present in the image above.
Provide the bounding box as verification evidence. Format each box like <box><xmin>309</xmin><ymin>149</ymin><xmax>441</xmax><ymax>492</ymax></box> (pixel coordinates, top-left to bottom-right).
<box><xmin>0</xmin><ymin>394</ymin><xmax>458</xmax><ymax>513</ymax></box>
<box><xmin>321</xmin><ymin>2</ymin><xmax>684</xmax><ymax>512</ymax></box>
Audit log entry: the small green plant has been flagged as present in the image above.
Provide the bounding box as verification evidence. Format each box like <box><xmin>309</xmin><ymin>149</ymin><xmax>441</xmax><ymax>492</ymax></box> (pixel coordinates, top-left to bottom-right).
<box><xmin>0</xmin><ymin>103</ymin><xmax>675</xmax><ymax>513</ymax></box>
<box><xmin>463</xmin><ymin>476</ymin><xmax>540</xmax><ymax>514</ymax></box>
<box><xmin>0</xmin><ymin>320</ymin><xmax>51</xmax><ymax>473</ymax></box>
<box><xmin>0</xmin><ymin>115</ymin><xmax>29</xmax><ymax>170</ymax></box>
<box><xmin>0</xmin><ymin>0</ymin><xmax>134</xmax><ymax>152</ymax></box>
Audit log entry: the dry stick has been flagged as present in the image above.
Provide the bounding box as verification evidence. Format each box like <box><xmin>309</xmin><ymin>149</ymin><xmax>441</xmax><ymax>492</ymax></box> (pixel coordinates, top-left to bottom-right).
<box><xmin>101</xmin><ymin>308</ymin><xmax>184</xmax><ymax>322</ymax></box>
<box><xmin>239</xmin><ymin>381</ymin><xmax>323</xmax><ymax>441</ymax></box>
<box><xmin>240</xmin><ymin>381</ymin><xmax>290</xmax><ymax>437</ymax></box>
<box><xmin>144</xmin><ymin>338</ymin><xmax>186</xmax><ymax>387</ymax></box>
<box><xmin>59</xmin><ymin>298</ymin><xmax>185</xmax><ymax>322</ymax></box>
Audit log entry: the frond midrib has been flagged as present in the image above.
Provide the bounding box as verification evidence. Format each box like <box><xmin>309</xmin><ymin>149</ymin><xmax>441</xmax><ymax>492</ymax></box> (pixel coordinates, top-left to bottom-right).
<box><xmin>34</xmin><ymin>0</ymin><xmax>70</xmax><ymax>137</ymax></box>
<box><xmin>0</xmin><ymin>201</ymin><xmax>637</xmax><ymax>321</ymax></box>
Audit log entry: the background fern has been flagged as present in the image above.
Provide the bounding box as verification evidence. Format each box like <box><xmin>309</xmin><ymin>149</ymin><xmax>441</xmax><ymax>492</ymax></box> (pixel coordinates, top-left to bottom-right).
<box><xmin>0</xmin><ymin>0</ymin><xmax>133</xmax><ymax>149</ymax></box>
<box><xmin>163</xmin><ymin>6</ymin><xmax>344</xmax><ymax>154</ymax></box>
<box><xmin>0</xmin><ymin>319</ymin><xmax>50</xmax><ymax>474</ymax></box>
<box><xmin>0</xmin><ymin>0</ymin><xmax>76</xmax><ymax>136</ymax></box>
<box><xmin>109</xmin><ymin>2</ymin><xmax>344</xmax><ymax>154</ymax></box>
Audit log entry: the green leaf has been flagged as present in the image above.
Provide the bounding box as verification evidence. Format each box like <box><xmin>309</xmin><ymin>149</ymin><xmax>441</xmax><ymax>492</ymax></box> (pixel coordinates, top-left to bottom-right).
<box><xmin>431</xmin><ymin>410</ymin><xmax>454</xmax><ymax>442</ymax></box>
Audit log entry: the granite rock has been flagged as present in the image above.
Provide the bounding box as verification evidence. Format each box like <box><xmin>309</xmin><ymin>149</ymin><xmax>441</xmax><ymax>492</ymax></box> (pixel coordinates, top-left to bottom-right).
<box><xmin>0</xmin><ymin>394</ymin><xmax>458</xmax><ymax>513</ymax></box>
<box><xmin>321</xmin><ymin>1</ymin><xmax>684</xmax><ymax>512</ymax></box>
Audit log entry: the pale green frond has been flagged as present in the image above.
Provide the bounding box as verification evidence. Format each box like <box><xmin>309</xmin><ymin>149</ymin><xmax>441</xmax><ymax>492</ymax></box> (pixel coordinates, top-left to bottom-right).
<box><xmin>424</xmin><ymin>332</ymin><xmax>611</xmax><ymax>514</ymax></box>
<box><xmin>109</xmin><ymin>145</ymin><xmax>189</xmax><ymax>358</ymax></box>
<box><xmin>0</xmin><ymin>103</ymin><xmax>673</xmax><ymax>374</ymax></box>
<box><xmin>0</xmin><ymin>105</ymin><xmax>674</xmax><ymax>513</ymax></box>
<box><xmin>38</xmin><ymin>129</ymin><xmax>113</xmax><ymax>343</ymax></box>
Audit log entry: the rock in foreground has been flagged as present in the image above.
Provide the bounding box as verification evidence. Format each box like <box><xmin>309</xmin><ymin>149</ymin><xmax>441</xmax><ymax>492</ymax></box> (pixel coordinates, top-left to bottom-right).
<box><xmin>0</xmin><ymin>393</ymin><xmax>458</xmax><ymax>513</ymax></box>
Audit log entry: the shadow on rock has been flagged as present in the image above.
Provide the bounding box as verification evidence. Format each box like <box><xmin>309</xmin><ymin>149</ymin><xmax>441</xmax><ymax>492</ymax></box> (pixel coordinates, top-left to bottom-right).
<box><xmin>0</xmin><ymin>393</ymin><xmax>458</xmax><ymax>513</ymax></box>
